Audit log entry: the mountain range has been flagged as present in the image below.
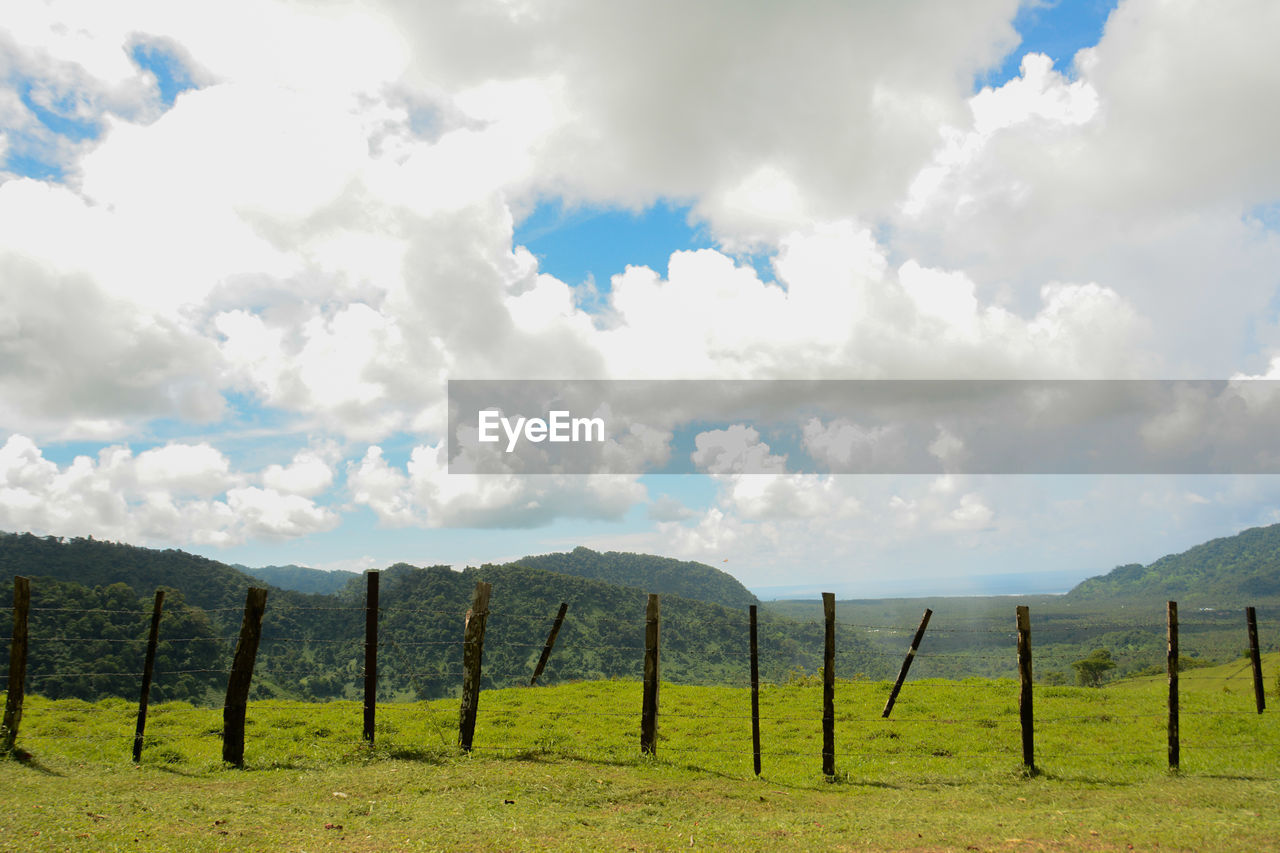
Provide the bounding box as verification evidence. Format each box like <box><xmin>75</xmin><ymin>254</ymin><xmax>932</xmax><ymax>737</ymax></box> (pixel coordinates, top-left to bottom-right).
<box><xmin>0</xmin><ymin>534</ymin><xmax>867</xmax><ymax>704</ymax></box>
<box><xmin>3</xmin><ymin>522</ymin><xmax>1279</xmax><ymax>702</ymax></box>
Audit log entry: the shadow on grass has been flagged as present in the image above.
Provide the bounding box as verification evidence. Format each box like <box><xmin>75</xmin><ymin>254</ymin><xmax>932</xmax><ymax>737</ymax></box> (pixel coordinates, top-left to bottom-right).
<box><xmin>8</xmin><ymin>749</ymin><xmax>64</xmax><ymax>776</ymax></box>
<box><xmin>1028</xmin><ymin>768</ymin><xmax>1142</xmax><ymax>787</ymax></box>
<box><xmin>1192</xmin><ymin>772</ymin><xmax>1280</xmax><ymax>782</ymax></box>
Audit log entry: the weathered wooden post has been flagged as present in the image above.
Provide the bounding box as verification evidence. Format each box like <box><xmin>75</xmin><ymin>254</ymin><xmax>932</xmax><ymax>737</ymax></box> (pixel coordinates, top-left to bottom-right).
<box><xmin>883</xmin><ymin>608</ymin><xmax>933</xmax><ymax>718</ymax></box>
<box><xmin>822</xmin><ymin>592</ymin><xmax>835</xmax><ymax>777</ymax></box>
<box><xmin>749</xmin><ymin>604</ymin><xmax>761</xmax><ymax>776</ymax></box>
<box><xmin>2</xmin><ymin>576</ymin><xmax>30</xmax><ymax>754</ymax></box>
<box><xmin>1246</xmin><ymin>606</ymin><xmax>1265</xmax><ymax>714</ymax></box>
<box><xmin>364</xmin><ymin>570</ymin><xmax>379</xmax><ymax>745</ymax></box>
<box><xmin>530</xmin><ymin>602</ymin><xmax>568</xmax><ymax>686</ymax></box>
<box><xmin>641</xmin><ymin>594</ymin><xmax>660</xmax><ymax>755</ymax></box>
<box><xmin>1168</xmin><ymin>600</ymin><xmax>1179</xmax><ymax>770</ymax></box>
<box><xmin>1015</xmin><ymin>605</ymin><xmax>1034</xmax><ymax>772</ymax></box>
<box><xmin>458</xmin><ymin>581</ymin><xmax>491</xmax><ymax>752</ymax></box>
<box><xmin>222</xmin><ymin>587</ymin><xmax>268</xmax><ymax>767</ymax></box>
<box><xmin>132</xmin><ymin>589</ymin><xmax>165</xmax><ymax>763</ymax></box>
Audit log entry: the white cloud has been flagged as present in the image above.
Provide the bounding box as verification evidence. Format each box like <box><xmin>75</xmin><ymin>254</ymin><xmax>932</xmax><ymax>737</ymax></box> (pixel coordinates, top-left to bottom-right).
<box><xmin>226</xmin><ymin>486</ymin><xmax>336</xmax><ymax>541</ymax></box>
<box><xmin>347</xmin><ymin>442</ymin><xmax>645</xmax><ymax>528</ymax></box>
<box><xmin>894</xmin><ymin>4</ymin><xmax>1280</xmax><ymax>377</ymax></box>
<box><xmin>393</xmin><ymin>0</ymin><xmax>1022</xmax><ymax>225</ymax></box>
<box><xmin>133</xmin><ymin>442</ymin><xmax>236</xmax><ymax>496</ymax></box>
<box><xmin>935</xmin><ymin>492</ymin><xmax>995</xmax><ymax>532</ymax></box>
<box><xmin>803</xmin><ymin>419</ymin><xmax>908</xmax><ymax>472</ymax></box>
<box><xmin>4</xmin><ymin>0</ymin><xmax>1280</xmax><ymax>574</ymax></box>
<box><xmin>692</xmin><ymin>426</ymin><xmax>786</xmax><ymax>476</ymax></box>
<box><xmin>261</xmin><ymin>448</ymin><xmax>335</xmax><ymax>498</ymax></box>
<box><xmin>0</xmin><ymin>434</ymin><xmax>334</xmax><ymax>545</ymax></box>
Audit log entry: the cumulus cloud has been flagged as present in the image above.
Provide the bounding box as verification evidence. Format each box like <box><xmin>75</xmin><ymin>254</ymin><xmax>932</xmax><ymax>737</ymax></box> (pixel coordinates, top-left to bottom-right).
<box><xmin>2</xmin><ymin>0</ymin><xmax>1280</xmax><ymax>561</ymax></box>
<box><xmin>597</xmin><ymin>223</ymin><xmax>1147</xmax><ymax>381</ymax></box>
<box><xmin>894</xmin><ymin>5</ymin><xmax>1280</xmax><ymax>375</ymax></box>
<box><xmin>347</xmin><ymin>442</ymin><xmax>645</xmax><ymax>528</ymax></box>
<box><xmin>692</xmin><ymin>426</ymin><xmax>786</xmax><ymax>476</ymax></box>
<box><xmin>1</xmin><ymin>0</ymin><xmax>1153</xmax><ymax>460</ymax></box>
<box><xmin>261</xmin><ymin>448</ymin><xmax>336</xmax><ymax>497</ymax></box>
<box><xmin>0</xmin><ymin>434</ymin><xmax>336</xmax><ymax>545</ymax></box>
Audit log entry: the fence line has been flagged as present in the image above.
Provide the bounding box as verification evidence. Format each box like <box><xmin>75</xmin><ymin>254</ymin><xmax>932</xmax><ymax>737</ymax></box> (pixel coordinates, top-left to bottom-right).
<box><xmin>3</xmin><ymin>575</ymin><xmax>1277</xmax><ymax>780</ymax></box>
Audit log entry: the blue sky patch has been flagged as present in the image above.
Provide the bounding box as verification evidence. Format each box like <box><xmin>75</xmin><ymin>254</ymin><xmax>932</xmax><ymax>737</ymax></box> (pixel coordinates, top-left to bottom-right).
<box><xmin>17</xmin><ymin>80</ymin><xmax>99</xmax><ymax>142</ymax></box>
<box><xmin>3</xmin><ymin>149</ymin><xmax>64</xmax><ymax>182</ymax></box>
<box><xmin>129</xmin><ymin>41</ymin><xmax>200</xmax><ymax>107</ymax></box>
<box><xmin>515</xmin><ymin>199</ymin><xmax>715</xmax><ymax>292</ymax></box>
<box><xmin>982</xmin><ymin>0</ymin><xmax>1118</xmax><ymax>88</ymax></box>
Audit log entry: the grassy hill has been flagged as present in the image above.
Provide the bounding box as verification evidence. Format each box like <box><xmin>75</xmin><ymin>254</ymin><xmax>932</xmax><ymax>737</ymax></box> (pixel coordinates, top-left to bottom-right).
<box><xmin>4</xmin><ymin>666</ymin><xmax>1280</xmax><ymax>851</ymax></box>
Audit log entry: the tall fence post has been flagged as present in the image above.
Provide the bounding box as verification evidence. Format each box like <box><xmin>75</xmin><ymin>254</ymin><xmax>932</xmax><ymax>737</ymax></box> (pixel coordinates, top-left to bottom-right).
<box><xmin>1168</xmin><ymin>600</ymin><xmax>1179</xmax><ymax>771</ymax></box>
<box><xmin>641</xmin><ymin>594</ymin><xmax>660</xmax><ymax>755</ymax></box>
<box><xmin>749</xmin><ymin>604</ymin><xmax>761</xmax><ymax>776</ymax></box>
<box><xmin>883</xmin><ymin>608</ymin><xmax>933</xmax><ymax>718</ymax></box>
<box><xmin>458</xmin><ymin>580</ymin><xmax>491</xmax><ymax>752</ymax></box>
<box><xmin>530</xmin><ymin>602</ymin><xmax>568</xmax><ymax>686</ymax></box>
<box><xmin>822</xmin><ymin>592</ymin><xmax>835</xmax><ymax>778</ymax></box>
<box><xmin>222</xmin><ymin>587</ymin><xmax>268</xmax><ymax>768</ymax></box>
<box><xmin>132</xmin><ymin>589</ymin><xmax>165</xmax><ymax>763</ymax></box>
<box><xmin>2</xmin><ymin>576</ymin><xmax>30</xmax><ymax>754</ymax></box>
<box><xmin>1246</xmin><ymin>606</ymin><xmax>1265</xmax><ymax>714</ymax></box>
<box><xmin>1015</xmin><ymin>605</ymin><xmax>1034</xmax><ymax>773</ymax></box>
<box><xmin>364</xmin><ymin>570</ymin><xmax>379</xmax><ymax>745</ymax></box>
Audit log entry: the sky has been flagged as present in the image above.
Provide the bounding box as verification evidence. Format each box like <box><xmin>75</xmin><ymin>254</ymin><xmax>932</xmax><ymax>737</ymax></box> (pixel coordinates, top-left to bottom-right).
<box><xmin>3</xmin><ymin>0</ymin><xmax>1280</xmax><ymax>598</ymax></box>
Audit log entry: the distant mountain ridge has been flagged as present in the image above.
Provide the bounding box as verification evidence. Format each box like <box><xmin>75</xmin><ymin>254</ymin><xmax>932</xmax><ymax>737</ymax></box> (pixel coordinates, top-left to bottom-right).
<box><xmin>510</xmin><ymin>546</ymin><xmax>759</xmax><ymax>610</ymax></box>
<box><xmin>0</xmin><ymin>532</ymin><xmax>855</xmax><ymax>704</ymax></box>
<box><xmin>1067</xmin><ymin>523</ymin><xmax>1280</xmax><ymax>605</ymax></box>
<box><xmin>238</xmin><ymin>563</ymin><xmax>357</xmax><ymax>595</ymax></box>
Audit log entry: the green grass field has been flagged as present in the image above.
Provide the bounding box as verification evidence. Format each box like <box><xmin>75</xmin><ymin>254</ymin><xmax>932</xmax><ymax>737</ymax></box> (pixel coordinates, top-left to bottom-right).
<box><xmin>4</xmin><ymin>657</ymin><xmax>1280</xmax><ymax>851</ymax></box>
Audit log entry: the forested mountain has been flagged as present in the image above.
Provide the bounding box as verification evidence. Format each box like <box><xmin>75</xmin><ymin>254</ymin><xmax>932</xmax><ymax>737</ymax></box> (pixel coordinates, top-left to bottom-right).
<box><xmin>1067</xmin><ymin>523</ymin><xmax>1280</xmax><ymax>605</ymax></box>
<box><xmin>238</xmin><ymin>563</ymin><xmax>357</xmax><ymax>595</ymax></box>
<box><xmin>0</xmin><ymin>531</ymin><xmax>265</xmax><ymax>613</ymax></box>
<box><xmin>511</xmin><ymin>547</ymin><xmax>759</xmax><ymax>610</ymax></box>
<box><xmin>0</xmin><ymin>533</ymin><xmax>873</xmax><ymax>705</ymax></box>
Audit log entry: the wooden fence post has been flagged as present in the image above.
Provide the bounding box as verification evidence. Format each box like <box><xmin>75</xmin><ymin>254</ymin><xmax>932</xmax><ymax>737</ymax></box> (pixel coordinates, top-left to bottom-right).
<box><xmin>364</xmin><ymin>570</ymin><xmax>379</xmax><ymax>745</ymax></box>
<box><xmin>132</xmin><ymin>589</ymin><xmax>165</xmax><ymax>763</ymax></box>
<box><xmin>822</xmin><ymin>592</ymin><xmax>835</xmax><ymax>777</ymax></box>
<box><xmin>641</xmin><ymin>594</ymin><xmax>660</xmax><ymax>755</ymax></box>
<box><xmin>883</xmin><ymin>608</ymin><xmax>933</xmax><ymax>718</ymax></box>
<box><xmin>1015</xmin><ymin>605</ymin><xmax>1034</xmax><ymax>773</ymax></box>
<box><xmin>222</xmin><ymin>587</ymin><xmax>268</xmax><ymax>767</ymax></box>
<box><xmin>458</xmin><ymin>581</ymin><xmax>491</xmax><ymax>752</ymax></box>
<box><xmin>1168</xmin><ymin>600</ymin><xmax>1179</xmax><ymax>771</ymax></box>
<box><xmin>2</xmin><ymin>576</ymin><xmax>30</xmax><ymax>754</ymax></box>
<box><xmin>1246</xmin><ymin>606</ymin><xmax>1265</xmax><ymax>714</ymax></box>
<box><xmin>750</xmin><ymin>604</ymin><xmax>761</xmax><ymax>776</ymax></box>
<box><xmin>530</xmin><ymin>602</ymin><xmax>568</xmax><ymax>686</ymax></box>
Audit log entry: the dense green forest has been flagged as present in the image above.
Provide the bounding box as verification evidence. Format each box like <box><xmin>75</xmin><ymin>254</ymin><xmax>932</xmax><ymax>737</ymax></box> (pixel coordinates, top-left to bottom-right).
<box><xmin>511</xmin><ymin>547</ymin><xmax>760</xmax><ymax>610</ymax></box>
<box><xmin>4</xmin><ymin>521</ymin><xmax>1279</xmax><ymax>702</ymax></box>
<box><xmin>0</xmin><ymin>532</ymin><xmax>878</xmax><ymax>705</ymax></box>
<box><xmin>1067</xmin><ymin>523</ymin><xmax>1280</xmax><ymax>605</ymax></box>
<box><xmin>237</xmin><ymin>563</ymin><xmax>357</xmax><ymax>595</ymax></box>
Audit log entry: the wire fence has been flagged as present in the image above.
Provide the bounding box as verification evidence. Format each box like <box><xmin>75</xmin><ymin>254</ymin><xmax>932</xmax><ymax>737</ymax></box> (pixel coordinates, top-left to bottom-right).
<box><xmin>3</xmin><ymin>574</ymin><xmax>1279</xmax><ymax>782</ymax></box>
